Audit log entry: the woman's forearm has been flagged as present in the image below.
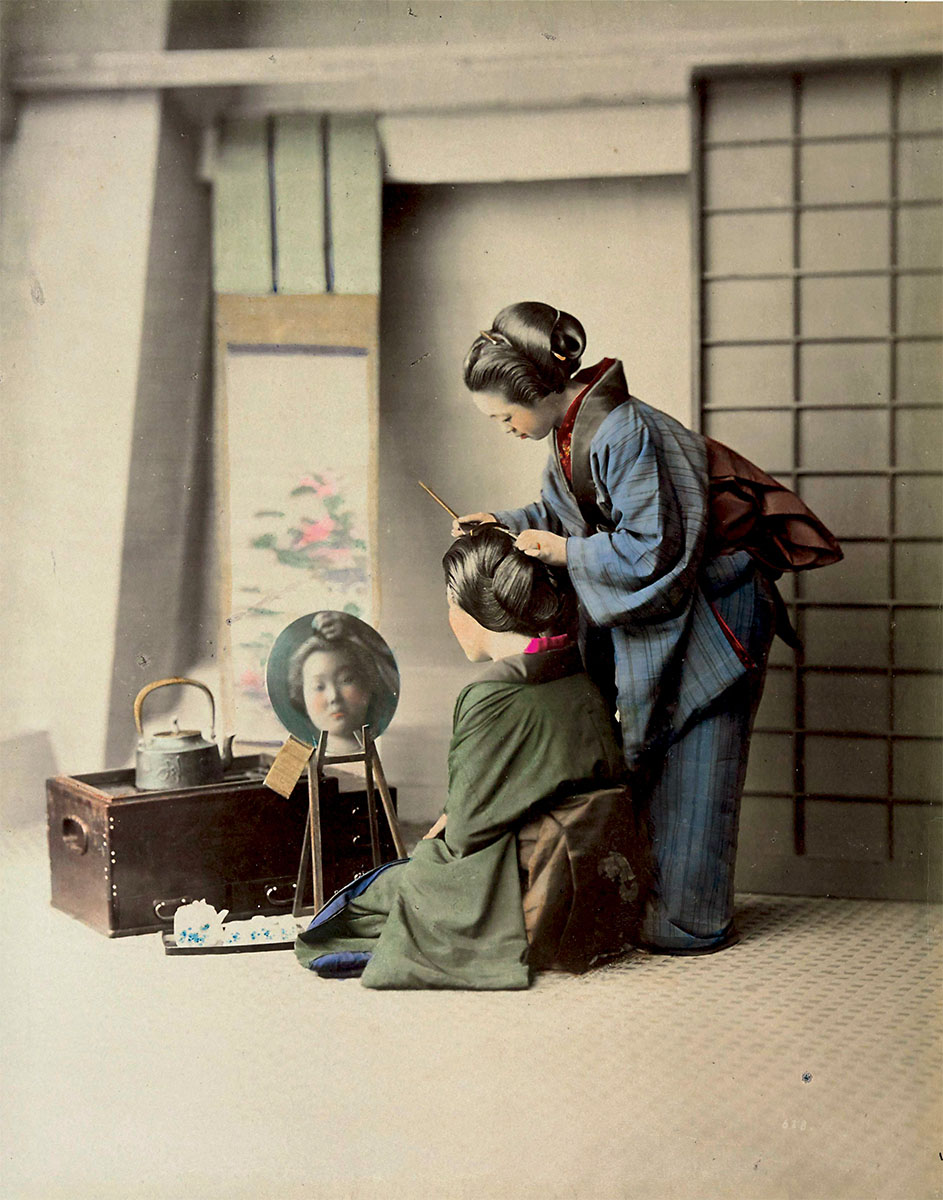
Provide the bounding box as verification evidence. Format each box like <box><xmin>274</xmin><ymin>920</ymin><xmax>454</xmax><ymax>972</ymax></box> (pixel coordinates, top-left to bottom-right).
<box><xmin>492</xmin><ymin>497</ymin><xmax>565</xmax><ymax>536</ymax></box>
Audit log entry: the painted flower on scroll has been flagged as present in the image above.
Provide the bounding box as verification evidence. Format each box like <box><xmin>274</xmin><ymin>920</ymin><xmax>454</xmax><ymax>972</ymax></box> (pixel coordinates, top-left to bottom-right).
<box><xmin>234</xmin><ymin>469</ymin><xmax>371</xmax><ymax>741</ymax></box>
<box><xmin>238</xmin><ymin>667</ymin><xmax>268</xmax><ymax>704</ymax></box>
<box><xmin>297</xmin><ymin>472</ymin><xmax>335</xmax><ymax>497</ymax></box>
<box><xmin>295</xmin><ymin>516</ymin><xmax>335</xmax><ymax>546</ymax></box>
<box><xmin>250</xmin><ymin>472</ymin><xmax>368</xmax><ymax>590</ymax></box>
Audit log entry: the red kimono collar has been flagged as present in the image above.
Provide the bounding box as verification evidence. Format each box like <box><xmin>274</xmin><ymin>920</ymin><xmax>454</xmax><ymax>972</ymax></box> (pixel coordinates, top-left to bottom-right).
<box><xmin>555</xmin><ymin>358</ymin><xmax>617</xmax><ymax>484</ymax></box>
<box><xmin>524</xmin><ymin>633</ymin><xmax>572</xmax><ymax>655</ymax></box>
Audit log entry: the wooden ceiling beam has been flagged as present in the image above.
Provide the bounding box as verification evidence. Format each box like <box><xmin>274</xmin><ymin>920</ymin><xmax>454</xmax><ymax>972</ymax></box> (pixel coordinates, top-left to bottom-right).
<box><xmin>9</xmin><ymin>19</ymin><xmax>939</xmax><ymax>116</ymax></box>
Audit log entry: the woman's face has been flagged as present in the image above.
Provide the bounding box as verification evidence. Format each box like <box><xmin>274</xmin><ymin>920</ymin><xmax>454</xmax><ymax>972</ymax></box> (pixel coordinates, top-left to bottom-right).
<box><xmin>302</xmin><ymin>649</ymin><xmax>371</xmax><ymax>737</ymax></box>
<box><xmin>472</xmin><ymin>390</ymin><xmax>558</xmax><ymax>442</ymax></box>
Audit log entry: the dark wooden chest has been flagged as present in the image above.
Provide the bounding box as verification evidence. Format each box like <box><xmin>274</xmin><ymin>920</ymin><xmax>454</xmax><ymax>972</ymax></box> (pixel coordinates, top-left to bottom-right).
<box><xmin>46</xmin><ymin>756</ymin><xmax>398</xmax><ymax>937</ymax></box>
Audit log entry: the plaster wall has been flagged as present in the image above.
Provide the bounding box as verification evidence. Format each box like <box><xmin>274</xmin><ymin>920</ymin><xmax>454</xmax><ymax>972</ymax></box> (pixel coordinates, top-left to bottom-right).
<box><xmin>6</xmin><ymin>0</ymin><xmax>169</xmax><ymax>54</ymax></box>
<box><xmin>0</xmin><ymin>92</ymin><xmax>163</xmax><ymax>804</ymax></box>
<box><xmin>104</xmin><ymin>98</ymin><xmax>216</xmax><ymax>771</ymax></box>
<box><xmin>1</xmin><ymin>0</ymin><xmax>170</xmax><ymax>818</ymax></box>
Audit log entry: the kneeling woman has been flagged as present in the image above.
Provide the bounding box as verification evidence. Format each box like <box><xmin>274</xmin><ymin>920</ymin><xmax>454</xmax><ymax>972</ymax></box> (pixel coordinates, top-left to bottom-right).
<box><xmin>295</xmin><ymin>527</ymin><xmax>642</xmax><ymax>989</ymax></box>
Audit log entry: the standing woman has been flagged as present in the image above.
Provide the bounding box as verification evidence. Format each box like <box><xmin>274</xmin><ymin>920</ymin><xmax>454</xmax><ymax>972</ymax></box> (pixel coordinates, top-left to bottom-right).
<box><xmin>456</xmin><ymin>301</ymin><xmax>841</xmax><ymax>954</ymax></box>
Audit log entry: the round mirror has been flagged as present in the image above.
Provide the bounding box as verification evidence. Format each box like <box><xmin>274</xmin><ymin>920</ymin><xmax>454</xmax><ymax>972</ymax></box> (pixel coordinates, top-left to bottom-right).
<box><xmin>265</xmin><ymin>611</ymin><xmax>400</xmax><ymax>750</ymax></box>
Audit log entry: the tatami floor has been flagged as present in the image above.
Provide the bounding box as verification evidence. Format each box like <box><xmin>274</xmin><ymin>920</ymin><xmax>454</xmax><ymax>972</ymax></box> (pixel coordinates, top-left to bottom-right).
<box><xmin>1</xmin><ymin>821</ymin><xmax>940</xmax><ymax>1200</ymax></box>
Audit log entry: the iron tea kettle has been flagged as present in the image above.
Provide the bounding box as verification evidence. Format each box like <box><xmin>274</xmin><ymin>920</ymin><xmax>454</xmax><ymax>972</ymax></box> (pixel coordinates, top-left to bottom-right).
<box><xmin>134</xmin><ymin>677</ymin><xmax>235</xmax><ymax>791</ymax></box>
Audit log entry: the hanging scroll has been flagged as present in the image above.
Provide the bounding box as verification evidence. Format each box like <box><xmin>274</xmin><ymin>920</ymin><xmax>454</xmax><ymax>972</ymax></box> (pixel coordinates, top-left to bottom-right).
<box><xmin>209</xmin><ymin>111</ymin><xmax>381</xmax><ymax>744</ymax></box>
<box><xmin>215</xmin><ymin>295</ymin><xmax>379</xmax><ymax>745</ymax></box>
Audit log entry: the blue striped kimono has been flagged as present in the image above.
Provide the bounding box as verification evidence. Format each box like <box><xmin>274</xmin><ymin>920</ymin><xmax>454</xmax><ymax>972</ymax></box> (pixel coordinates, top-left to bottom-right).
<box><xmin>494</xmin><ymin>360</ymin><xmax>777</xmax><ymax>952</ymax></box>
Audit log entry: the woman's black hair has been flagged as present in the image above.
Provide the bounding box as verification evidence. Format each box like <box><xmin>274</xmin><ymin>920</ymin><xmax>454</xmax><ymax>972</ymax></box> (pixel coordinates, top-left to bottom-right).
<box><xmin>462</xmin><ymin>301</ymin><xmax>587</xmax><ymax>408</ymax></box>
<box><xmin>442</xmin><ymin>526</ymin><xmax>577</xmax><ymax>637</ymax></box>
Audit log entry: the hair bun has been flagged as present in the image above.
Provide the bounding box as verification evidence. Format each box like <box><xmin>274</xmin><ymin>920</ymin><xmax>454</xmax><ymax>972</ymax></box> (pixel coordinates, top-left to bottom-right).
<box><xmin>550</xmin><ymin>310</ymin><xmax>587</xmax><ymax>366</ymax></box>
<box><xmin>492</xmin><ymin>552</ymin><xmax>567</xmax><ymax>632</ymax></box>
<box><xmin>442</xmin><ymin>526</ymin><xmax>576</xmax><ymax>637</ymax></box>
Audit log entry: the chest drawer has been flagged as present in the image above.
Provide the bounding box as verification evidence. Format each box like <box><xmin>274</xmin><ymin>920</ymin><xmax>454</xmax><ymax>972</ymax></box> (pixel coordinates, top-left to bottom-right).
<box><xmin>47</xmin><ymin>763</ymin><xmax>398</xmax><ymax>935</ymax></box>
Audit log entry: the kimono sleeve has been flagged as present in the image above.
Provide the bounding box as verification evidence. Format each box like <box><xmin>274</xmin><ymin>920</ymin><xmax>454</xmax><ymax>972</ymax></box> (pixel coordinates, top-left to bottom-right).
<box><xmin>566</xmin><ymin>404</ymin><xmax>709</xmax><ymax>628</ymax></box>
<box><xmin>492</xmin><ymin>460</ymin><xmax>567</xmax><ymax>536</ymax></box>
<box><xmin>443</xmin><ymin>683</ymin><xmax>543</xmax><ymax>854</ymax></box>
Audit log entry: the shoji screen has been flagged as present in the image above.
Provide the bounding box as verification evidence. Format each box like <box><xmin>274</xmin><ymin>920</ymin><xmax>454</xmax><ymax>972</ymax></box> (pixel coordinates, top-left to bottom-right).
<box><xmin>698</xmin><ymin>63</ymin><xmax>942</xmax><ymax>900</ymax></box>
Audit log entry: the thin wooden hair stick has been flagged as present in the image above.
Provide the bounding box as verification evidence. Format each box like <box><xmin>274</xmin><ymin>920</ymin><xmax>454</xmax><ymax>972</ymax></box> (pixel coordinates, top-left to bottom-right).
<box><xmin>418</xmin><ymin>480</ymin><xmax>460</xmax><ymax>520</ymax></box>
<box><xmin>418</xmin><ymin>479</ymin><xmax>515</xmax><ymax>539</ymax></box>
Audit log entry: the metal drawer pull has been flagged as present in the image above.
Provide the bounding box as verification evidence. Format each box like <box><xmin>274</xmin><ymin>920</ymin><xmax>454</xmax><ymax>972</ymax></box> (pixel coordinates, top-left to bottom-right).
<box><xmin>265</xmin><ymin>883</ymin><xmax>296</xmax><ymax>906</ymax></box>
<box><xmin>153</xmin><ymin>897</ymin><xmax>192</xmax><ymax>921</ymax></box>
<box><xmin>352</xmin><ymin>834</ymin><xmax>362</xmax><ymax>844</ymax></box>
<box><xmin>61</xmin><ymin>817</ymin><xmax>89</xmax><ymax>855</ymax></box>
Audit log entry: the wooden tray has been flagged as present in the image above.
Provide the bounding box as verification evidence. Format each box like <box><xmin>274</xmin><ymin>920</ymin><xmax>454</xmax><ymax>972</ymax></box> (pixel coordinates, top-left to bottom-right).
<box><xmin>161</xmin><ymin>930</ymin><xmax>295</xmax><ymax>955</ymax></box>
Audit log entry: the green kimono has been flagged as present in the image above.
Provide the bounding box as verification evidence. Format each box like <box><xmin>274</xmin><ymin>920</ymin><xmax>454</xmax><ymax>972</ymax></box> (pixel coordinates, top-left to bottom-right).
<box><xmin>295</xmin><ymin>645</ymin><xmax>626</xmax><ymax>989</ymax></box>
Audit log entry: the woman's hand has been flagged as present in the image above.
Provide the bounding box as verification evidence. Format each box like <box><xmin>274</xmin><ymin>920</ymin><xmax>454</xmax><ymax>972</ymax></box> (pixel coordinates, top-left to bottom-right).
<box><xmin>422</xmin><ymin>812</ymin><xmax>448</xmax><ymax>840</ymax></box>
<box><xmin>514</xmin><ymin>529</ymin><xmax>568</xmax><ymax>567</ymax></box>
<box><xmin>311</xmin><ymin>611</ymin><xmax>348</xmax><ymax>641</ymax></box>
<box><xmin>451</xmin><ymin>512</ymin><xmax>497</xmax><ymax>537</ymax></box>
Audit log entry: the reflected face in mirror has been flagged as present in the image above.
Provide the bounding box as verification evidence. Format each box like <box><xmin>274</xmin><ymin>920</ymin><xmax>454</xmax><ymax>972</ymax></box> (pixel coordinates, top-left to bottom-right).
<box><xmin>271</xmin><ymin>610</ymin><xmax>401</xmax><ymax>748</ymax></box>
<box><xmin>302</xmin><ymin>648</ymin><xmax>371</xmax><ymax>741</ymax></box>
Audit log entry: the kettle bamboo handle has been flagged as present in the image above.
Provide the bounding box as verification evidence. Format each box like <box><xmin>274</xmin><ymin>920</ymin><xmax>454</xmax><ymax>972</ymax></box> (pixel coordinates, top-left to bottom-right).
<box><xmin>134</xmin><ymin>677</ymin><xmax>216</xmax><ymax>737</ymax></box>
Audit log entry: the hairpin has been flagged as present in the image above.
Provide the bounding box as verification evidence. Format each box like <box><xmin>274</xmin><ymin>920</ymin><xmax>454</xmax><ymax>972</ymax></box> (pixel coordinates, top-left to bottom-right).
<box><xmin>479</xmin><ymin>330</ymin><xmax>500</xmax><ymax>345</ymax></box>
<box><xmin>550</xmin><ymin>307</ymin><xmax>567</xmax><ymax>360</ymax></box>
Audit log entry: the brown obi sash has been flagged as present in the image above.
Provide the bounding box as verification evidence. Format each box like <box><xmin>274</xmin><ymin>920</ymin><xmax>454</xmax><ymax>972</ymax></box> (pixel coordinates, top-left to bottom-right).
<box><xmin>705</xmin><ymin>437</ymin><xmax>843</xmax><ymax>575</ymax></box>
